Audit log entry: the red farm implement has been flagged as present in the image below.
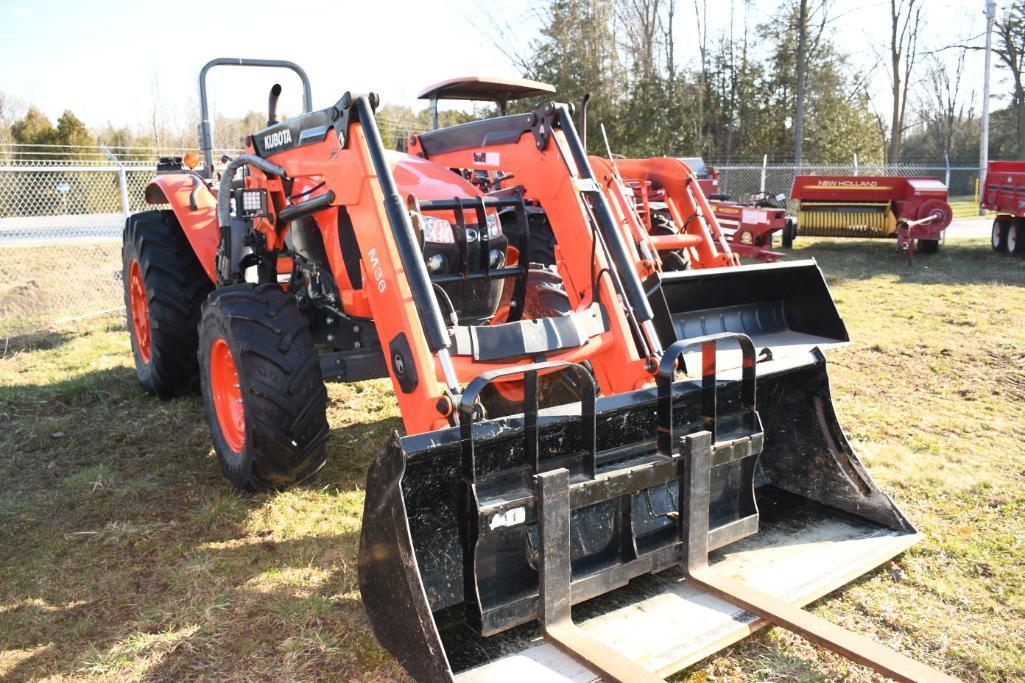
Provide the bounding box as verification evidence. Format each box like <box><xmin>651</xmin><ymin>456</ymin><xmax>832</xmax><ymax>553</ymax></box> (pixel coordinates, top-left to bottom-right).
<box><xmin>689</xmin><ymin>158</ymin><xmax>794</xmax><ymax>262</ymax></box>
<box><xmin>790</xmin><ymin>175</ymin><xmax>953</xmax><ymax>263</ymax></box>
<box><xmin>983</xmin><ymin>160</ymin><xmax>1025</xmax><ymax>256</ymax></box>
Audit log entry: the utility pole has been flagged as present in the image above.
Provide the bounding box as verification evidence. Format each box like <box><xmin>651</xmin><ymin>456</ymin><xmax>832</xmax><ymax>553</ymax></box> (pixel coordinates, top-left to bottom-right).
<box><xmin>794</xmin><ymin>0</ymin><xmax>808</xmax><ymax>166</ymax></box>
<box><xmin>979</xmin><ymin>0</ymin><xmax>996</xmax><ymax>215</ymax></box>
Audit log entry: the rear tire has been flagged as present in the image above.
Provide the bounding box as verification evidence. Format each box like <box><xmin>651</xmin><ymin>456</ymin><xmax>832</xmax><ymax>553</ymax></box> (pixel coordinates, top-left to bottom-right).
<box><xmin>651</xmin><ymin>211</ymin><xmax>691</xmax><ymax>271</ymax></box>
<box><xmin>781</xmin><ymin>218</ymin><xmax>796</xmax><ymax>249</ymax></box>
<box><xmin>992</xmin><ymin>219</ymin><xmax>1010</xmax><ymax>253</ymax></box>
<box><xmin>1010</xmin><ymin>219</ymin><xmax>1024</xmax><ymax>256</ymax></box>
<box><xmin>122</xmin><ymin>210</ymin><xmax>212</xmax><ymax>397</ymax></box>
<box><xmin>198</xmin><ymin>284</ymin><xmax>329</xmax><ymax>490</ymax></box>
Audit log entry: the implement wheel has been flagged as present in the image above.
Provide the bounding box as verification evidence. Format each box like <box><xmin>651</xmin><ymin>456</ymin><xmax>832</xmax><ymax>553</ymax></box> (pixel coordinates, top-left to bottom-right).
<box><xmin>198</xmin><ymin>284</ymin><xmax>328</xmax><ymax>490</ymax></box>
<box><xmin>122</xmin><ymin>210</ymin><xmax>212</xmax><ymax>397</ymax></box>
<box><xmin>1010</xmin><ymin>219</ymin><xmax>1024</xmax><ymax>256</ymax></box>
<box><xmin>917</xmin><ymin>239</ymin><xmax>940</xmax><ymax>254</ymax></box>
<box><xmin>781</xmin><ymin>218</ymin><xmax>797</xmax><ymax>249</ymax></box>
<box><xmin>992</xmin><ymin>219</ymin><xmax>1010</xmax><ymax>253</ymax></box>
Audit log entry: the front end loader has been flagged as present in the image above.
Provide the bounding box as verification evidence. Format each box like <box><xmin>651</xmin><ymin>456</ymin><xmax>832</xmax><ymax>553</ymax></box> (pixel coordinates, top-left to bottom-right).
<box><xmin>122</xmin><ymin>61</ymin><xmax>954</xmax><ymax>681</ymax></box>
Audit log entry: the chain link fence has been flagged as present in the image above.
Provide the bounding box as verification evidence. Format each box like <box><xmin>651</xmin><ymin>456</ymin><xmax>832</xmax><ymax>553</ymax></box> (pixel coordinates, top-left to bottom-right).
<box><xmin>0</xmin><ymin>142</ymin><xmax>988</xmax><ymax>337</ymax></box>
<box><xmin>708</xmin><ymin>160</ymin><xmax>984</xmax><ymax>219</ymax></box>
<box><xmin>0</xmin><ymin>145</ymin><xmax>188</xmax><ymax>337</ymax></box>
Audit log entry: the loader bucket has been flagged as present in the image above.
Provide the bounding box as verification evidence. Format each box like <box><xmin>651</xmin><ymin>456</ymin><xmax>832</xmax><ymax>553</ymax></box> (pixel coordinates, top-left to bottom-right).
<box><xmin>358</xmin><ymin>342</ymin><xmax>920</xmax><ymax>681</ymax></box>
<box><xmin>648</xmin><ymin>259</ymin><xmax>849</xmax><ymax>371</ymax></box>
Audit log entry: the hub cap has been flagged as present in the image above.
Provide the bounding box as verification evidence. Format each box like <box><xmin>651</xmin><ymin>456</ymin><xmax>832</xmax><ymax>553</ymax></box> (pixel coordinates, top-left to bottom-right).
<box><xmin>128</xmin><ymin>260</ymin><xmax>151</xmax><ymax>363</ymax></box>
<box><xmin>210</xmin><ymin>338</ymin><xmax>245</xmax><ymax>452</ymax></box>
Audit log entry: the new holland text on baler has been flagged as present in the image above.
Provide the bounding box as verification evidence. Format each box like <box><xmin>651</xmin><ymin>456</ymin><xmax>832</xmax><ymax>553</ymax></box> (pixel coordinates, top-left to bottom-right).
<box><xmin>791</xmin><ymin>174</ymin><xmax>953</xmax><ymax>262</ymax></box>
<box><xmin>124</xmin><ymin>61</ymin><xmax>957</xmax><ymax>682</ymax></box>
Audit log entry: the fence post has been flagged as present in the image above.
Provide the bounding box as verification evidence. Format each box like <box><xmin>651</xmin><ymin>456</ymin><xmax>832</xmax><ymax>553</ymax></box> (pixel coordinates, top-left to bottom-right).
<box><xmin>944</xmin><ymin>153</ymin><xmax>950</xmax><ymax>188</ymax></box>
<box><xmin>853</xmin><ymin>153</ymin><xmax>859</xmax><ymax>176</ymax></box>
<box><xmin>101</xmin><ymin>145</ymin><xmax>130</xmax><ymax>221</ymax></box>
<box><xmin>760</xmin><ymin>154</ymin><xmax>767</xmax><ymax>193</ymax></box>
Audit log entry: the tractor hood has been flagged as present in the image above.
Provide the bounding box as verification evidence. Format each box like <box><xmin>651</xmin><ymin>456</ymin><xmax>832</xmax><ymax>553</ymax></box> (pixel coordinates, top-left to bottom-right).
<box><xmin>387</xmin><ymin>150</ymin><xmax>483</xmax><ymax>203</ymax></box>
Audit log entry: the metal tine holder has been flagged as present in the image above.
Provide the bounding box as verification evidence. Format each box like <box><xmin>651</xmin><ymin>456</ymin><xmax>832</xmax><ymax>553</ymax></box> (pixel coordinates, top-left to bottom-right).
<box><xmin>418</xmin><ymin>195</ymin><xmax>531</xmax><ymax>322</ymax></box>
<box><xmin>452</xmin><ymin>334</ymin><xmax>765</xmax><ymax>682</ymax></box>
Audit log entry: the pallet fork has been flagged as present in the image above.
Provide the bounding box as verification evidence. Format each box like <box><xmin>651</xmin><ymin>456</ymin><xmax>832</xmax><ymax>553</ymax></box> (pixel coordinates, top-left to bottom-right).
<box><xmin>360</xmin><ymin>334</ymin><xmax>956</xmax><ymax>682</ymax></box>
<box><xmin>356</xmin><ymin>98</ymin><xmax>956</xmax><ymax>681</ymax></box>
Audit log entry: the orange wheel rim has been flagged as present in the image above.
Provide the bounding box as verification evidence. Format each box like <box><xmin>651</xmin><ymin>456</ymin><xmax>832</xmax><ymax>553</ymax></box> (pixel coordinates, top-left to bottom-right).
<box><xmin>128</xmin><ymin>260</ymin><xmax>152</xmax><ymax>363</ymax></box>
<box><xmin>210</xmin><ymin>338</ymin><xmax>245</xmax><ymax>452</ymax></box>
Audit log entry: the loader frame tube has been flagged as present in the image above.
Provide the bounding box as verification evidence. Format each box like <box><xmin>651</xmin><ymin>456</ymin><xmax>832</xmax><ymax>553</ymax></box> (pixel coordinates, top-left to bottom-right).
<box><xmin>553</xmin><ymin>106</ymin><xmax>655</xmax><ymax>327</ymax></box>
<box><xmin>354</xmin><ymin>96</ymin><xmax>453</xmax><ymax>356</ymax></box>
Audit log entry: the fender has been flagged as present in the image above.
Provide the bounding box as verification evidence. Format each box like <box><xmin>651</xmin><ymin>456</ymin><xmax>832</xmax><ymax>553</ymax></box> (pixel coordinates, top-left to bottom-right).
<box><xmin>144</xmin><ymin>173</ymin><xmax>219</xmax><ymax>283</ymax></box>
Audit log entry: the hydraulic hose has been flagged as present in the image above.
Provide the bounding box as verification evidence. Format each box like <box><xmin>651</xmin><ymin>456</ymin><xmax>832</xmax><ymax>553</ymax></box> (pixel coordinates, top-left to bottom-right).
<box><xmin>216</xmin><ymin>154</ymin><xmax>287</xmax><ymax>283</ymax></box>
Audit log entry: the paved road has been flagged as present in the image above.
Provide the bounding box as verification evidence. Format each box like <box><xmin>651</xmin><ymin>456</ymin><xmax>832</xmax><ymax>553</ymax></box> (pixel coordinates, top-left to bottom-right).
<box><xmin>0</xmin><ymin>213</ymin><xmax>123</xmax><ymax>246</ymax></box>
<box><xmin>0</xmin><ymin>212</ymin><xmax>997</xmax><ymax>247</ymax></box>
<box><xmin>944</xmin><ymin>216</ymin><xmax>992</xmax><ymax>240</ymax></box>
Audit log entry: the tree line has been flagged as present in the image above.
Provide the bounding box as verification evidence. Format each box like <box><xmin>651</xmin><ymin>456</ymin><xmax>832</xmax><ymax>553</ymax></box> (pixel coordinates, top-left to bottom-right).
<box><xmin>489</xmin><ymin>0</ymin><xmax>1025</xmax><ymax>164</ymax></box>
<box><xmin>1</xmin><ymin>1</ymin><xmax>1023</xmax><ymax>166</ymax></box>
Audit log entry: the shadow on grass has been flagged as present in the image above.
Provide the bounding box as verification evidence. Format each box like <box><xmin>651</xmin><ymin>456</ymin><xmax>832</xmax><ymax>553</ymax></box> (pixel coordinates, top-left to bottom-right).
<box><xmin>784</xmin><ymin>238</ymin><xmax>1025</xmax><ymax>288</ymax></box>
<box><xmin>1</xmin><ymin>361</ymin><xmax>406</xmax><ymax>680</ymax></box>
<box><xmin>0</xmin><ymin>329</ymin><xmax>78</xmax><ymax>358</ymax></box>
<box><xmin>0</xmin><ymin>529</ymin><xmax>373</xmax><ymax>681</ymax></box>
<box><xmin>0</xmin><ymin>366</ymin><xmax>137</xmax><ymax>407</ymax></box>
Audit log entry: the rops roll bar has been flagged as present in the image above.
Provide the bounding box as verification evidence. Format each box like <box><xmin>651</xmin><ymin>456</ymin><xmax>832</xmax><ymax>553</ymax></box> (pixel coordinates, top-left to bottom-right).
<box><xmin>197</xmin><ymin>58</ymin><xmax>313</xmax><ymax>176</ymax></box>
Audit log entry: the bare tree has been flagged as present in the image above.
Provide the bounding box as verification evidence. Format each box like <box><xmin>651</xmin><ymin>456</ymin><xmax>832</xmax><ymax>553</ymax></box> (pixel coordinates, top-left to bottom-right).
<box><xmin>994</xmin><ymin>1</ymin><xmax>1025</xmax><ymax>159</ymax></box>
<box><xmin>618</xmin><ymin>0</ymin><xmax>664</xmax><ymax>78</ymax></box>
<box><xmin>790</xmin><ymin>0</ymin><xmax>832</xmax><ymax>164</ymax></box>
<box><xmin>0</xmin><ymin>91</ymin><xmax>26</xmax><ymax>148</ymax></box>
<box><xmin>919</xmin><ymin>51</ymin><xmax>974</xmax><ymax>160</ymax></box>
<box><xmin>887</xmin><ymin>0</ymin><xmax>923</xmax><ymax>162</ymax></box>
<box><xmin>663</xmin><ymin>0</ymin><xmax>677</xmax><ymax>82</ymax></box>
<box><xmin>693</xmin><ymin>0</ymin><xmax>708</xmax><ymax>149</ymax></box>
<box><xmin>794</xmin><ymin>0</ymin><xmax>809</xmax><ymax>164</ymax></box>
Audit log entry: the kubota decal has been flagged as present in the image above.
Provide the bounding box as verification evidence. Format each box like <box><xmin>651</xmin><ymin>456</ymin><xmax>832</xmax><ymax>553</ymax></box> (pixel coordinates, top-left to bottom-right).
<box><xmin>368</xmin><ymin>248</ymin><xmax>386</xmax><ymax>293</ymax></box>
<box><xmin>263</xmin><ymin>129</ymin><xmax>293</xmax><ymax>150</ymax></box>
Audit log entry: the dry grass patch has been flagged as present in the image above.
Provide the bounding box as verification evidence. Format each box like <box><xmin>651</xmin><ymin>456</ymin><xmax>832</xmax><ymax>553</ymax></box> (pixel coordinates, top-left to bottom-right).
<box><xmin>2</xmin><ymin>236</ymin><xmax>1023</xmax><ymax>681</ymax></box>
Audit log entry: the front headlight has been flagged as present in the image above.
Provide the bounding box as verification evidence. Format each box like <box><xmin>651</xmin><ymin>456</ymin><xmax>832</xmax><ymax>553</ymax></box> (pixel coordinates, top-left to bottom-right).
<box><xmin>421</xmin><ymin>212</ymin><xmax>502</xmax><ymax>243</ymax></box>
<box><xmin>486</xmin><ymin>212</ymin><xmax>502</xmax><ymax>238</ymax></box>
<box><xmin>422</xmin><ymin>215</ymin><xmax>455</xmax><ymax>244</ymax></box>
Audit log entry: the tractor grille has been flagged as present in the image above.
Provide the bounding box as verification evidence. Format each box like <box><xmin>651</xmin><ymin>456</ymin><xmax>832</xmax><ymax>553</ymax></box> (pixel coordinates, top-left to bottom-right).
<box><xmin>797</xmin><ymin>202</ymin><xmax>895</xmax><ymax>237</ymax></box>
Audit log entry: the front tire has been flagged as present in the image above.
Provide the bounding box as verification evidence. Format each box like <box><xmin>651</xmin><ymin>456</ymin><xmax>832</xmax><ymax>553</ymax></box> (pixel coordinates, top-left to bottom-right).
<box><xmin>122</xmin><ymin>210</ymin><xmax>212</xmax><ymax>397</ymax></box>
<box><xmin>198</xmin><ymin>284</ymin><xmax>329</xmax><ymax>490</ymax></box>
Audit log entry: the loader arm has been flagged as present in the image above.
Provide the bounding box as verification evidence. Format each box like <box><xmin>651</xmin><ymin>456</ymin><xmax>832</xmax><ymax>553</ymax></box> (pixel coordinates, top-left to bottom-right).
<box><xmin>614</xmin><ymin>157</ymin><xmax>739</xmax><ymax>268</ymax></box>
<box><xmin>245</xmin><ymin>96</ymin><xmax>659</xmax><ymax>433</ymax></box>
<box><xmin>409</xmin><ymin>104</ymin><xmax>662</xmax><ymax>396</ymax></box>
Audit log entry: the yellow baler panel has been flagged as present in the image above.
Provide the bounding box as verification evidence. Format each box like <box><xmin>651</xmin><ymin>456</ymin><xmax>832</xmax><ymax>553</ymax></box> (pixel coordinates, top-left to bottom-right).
<box><xmin>797</xmin><ymin>202</ymin><xmax>897</xmax><ymax>237</ymax></box>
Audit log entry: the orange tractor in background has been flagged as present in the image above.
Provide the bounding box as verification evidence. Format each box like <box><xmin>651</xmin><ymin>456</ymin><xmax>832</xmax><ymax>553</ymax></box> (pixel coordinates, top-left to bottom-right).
<box><xmin>121</xmin><ymin>61</ymin><xmax>955</xmax><ymax>681</ymax></box>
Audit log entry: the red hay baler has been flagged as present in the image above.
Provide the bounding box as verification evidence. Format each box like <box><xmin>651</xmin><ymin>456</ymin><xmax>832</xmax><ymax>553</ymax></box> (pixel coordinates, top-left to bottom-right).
<box><xmin>791</xmin><ymin>175</ymin><xmax>953</xmax><ymax>262</ymax></box>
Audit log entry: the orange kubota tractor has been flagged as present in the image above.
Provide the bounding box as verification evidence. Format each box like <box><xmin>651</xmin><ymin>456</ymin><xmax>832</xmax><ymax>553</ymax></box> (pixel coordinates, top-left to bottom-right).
<box><xmin>123</xmin><ymin>61</ymin><xmax>955</xmax><ymax>681</ymax></box>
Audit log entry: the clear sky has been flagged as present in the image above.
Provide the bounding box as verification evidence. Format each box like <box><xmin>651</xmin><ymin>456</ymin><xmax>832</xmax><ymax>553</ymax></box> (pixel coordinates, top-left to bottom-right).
<box><xmin>0</xmin><ymin>0</ymin><xmax>1001</xmax><ymax>137</ymax></box>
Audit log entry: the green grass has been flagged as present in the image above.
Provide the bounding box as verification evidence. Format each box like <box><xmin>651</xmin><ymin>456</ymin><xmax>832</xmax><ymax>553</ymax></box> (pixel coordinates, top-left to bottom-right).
<box><xmin>2</xmin><ymin>236</ymin><xmax>1024</xmax><ymax>681</ymax></box>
